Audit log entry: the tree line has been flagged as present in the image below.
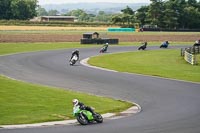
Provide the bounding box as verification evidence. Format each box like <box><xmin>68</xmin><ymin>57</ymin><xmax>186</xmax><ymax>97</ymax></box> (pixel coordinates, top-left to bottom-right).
<box><xmin>1</xmin><ymin>0</ymin><xmax>200</xmax><ymax>29</ymax></box>
<box><xmin>135</xmin><ymin>0</ymin><xmax>200</xmax><ymax>29</ymax></box>
<box><xmin>0</xmin><ymin>0</ymin><xmax>37</xmax><ymax>20</ymax></box>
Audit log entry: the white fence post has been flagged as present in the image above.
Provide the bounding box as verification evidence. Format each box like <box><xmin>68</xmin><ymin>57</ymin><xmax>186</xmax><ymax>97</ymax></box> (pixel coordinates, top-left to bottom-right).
<box><xmin>184</xmin><ymin>51</ymin><xmax>196</xmax><ymax>65</ymax></box>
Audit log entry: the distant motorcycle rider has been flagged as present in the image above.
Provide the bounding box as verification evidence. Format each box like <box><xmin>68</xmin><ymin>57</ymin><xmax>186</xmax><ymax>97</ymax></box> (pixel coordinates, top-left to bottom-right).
<box><xmin>193</xmin><ymin>40</ymin><xmax>200</xmax><ymax>46</ymax></box>
<box><xmin>138</xmin><ymin>41</ymin><xmax>147</xmax><ymax>50</ymax></box>
<box><xmin>70</xmin><ymin>49</ymin><xmax>79</xmax><ymax>60</ymax></box>
<box><xmin>72</xmin><ymin>99</ymin><xmax>96</xmax><ymax>116</ymax></box>
<box><xmin>100</xmin><ymin>43</ymin><xmax>109</xmax><ymax>53</ymax></box>
<box><xmin>160</xmin><ymin>41</ymin><xmax>169</xmax><ymax>48</ymax></box>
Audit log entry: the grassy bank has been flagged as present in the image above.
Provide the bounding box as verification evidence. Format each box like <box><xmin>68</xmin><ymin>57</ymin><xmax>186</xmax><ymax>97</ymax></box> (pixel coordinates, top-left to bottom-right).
<box><xmin>89</xmin><ymin>49</ymin><xmax>200</xmax><ymax>82</ymax></box>
<box><xmin>0</xmin><ymin>76</ymin><xmax>132</xmax><ymax>125</ymax></box>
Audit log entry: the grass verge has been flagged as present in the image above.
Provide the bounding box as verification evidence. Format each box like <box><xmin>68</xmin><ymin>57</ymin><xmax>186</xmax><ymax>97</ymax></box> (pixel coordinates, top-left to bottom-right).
<box><xmin>0</xmin><ymin>42</ymin><xmax>98</xmax><ymax>55</ymax></box>
<box><xmin>0</xmin><ymin>75</ymin><xmax>133</xmax><ymax>125</ymax></box>
<box><xmin>88</xmin><ymin>49</ymin><xmax>200</xmax><ymax>82</ymax></box>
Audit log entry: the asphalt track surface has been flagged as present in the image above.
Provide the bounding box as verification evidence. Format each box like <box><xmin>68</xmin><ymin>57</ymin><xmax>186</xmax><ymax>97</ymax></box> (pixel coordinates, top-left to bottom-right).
<box><xmin>0</xmin><ymin>46</ymin><xmax>200</xmax><ymax>133</ymax></box>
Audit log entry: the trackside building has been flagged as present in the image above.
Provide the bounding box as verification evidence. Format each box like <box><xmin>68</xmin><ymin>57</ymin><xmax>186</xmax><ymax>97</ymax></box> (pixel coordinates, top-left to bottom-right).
<box><xmin>40</xmin><ymin>16</ymin><xmax>77</xmax><ymax>22</ymax></box>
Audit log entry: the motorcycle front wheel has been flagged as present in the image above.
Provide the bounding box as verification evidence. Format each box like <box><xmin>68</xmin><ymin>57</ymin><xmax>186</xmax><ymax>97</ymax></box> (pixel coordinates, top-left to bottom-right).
<box><xmin>77</xmin><ymin>114</ymin><xmax>89</xmax><ymax>125</ymax></box>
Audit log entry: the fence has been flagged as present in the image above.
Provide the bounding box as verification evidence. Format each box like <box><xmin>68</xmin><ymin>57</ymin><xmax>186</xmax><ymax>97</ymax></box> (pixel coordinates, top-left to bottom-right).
<box><xmin>181</xmin><ymin>46</ymin><xmax>200</xmax><ymax>65</ymax></box>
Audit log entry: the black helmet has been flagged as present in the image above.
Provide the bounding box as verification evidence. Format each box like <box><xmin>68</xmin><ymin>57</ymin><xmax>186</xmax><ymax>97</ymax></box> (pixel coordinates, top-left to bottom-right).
<box><xmin>75</xmin><ymin>49</ymin><xmax>79</xmax><ymax>53</ymax></box>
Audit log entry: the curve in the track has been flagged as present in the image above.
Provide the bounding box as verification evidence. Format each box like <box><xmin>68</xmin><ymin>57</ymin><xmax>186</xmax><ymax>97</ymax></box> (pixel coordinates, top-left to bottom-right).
<box><xmin>0</xmin><ymin>46</ymin><xmax>200</xmax><ymax>133</ymax></box>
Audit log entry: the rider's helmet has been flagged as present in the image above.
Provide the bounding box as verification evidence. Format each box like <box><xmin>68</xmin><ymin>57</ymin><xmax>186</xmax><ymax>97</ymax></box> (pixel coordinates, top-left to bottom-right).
<box><xmin>72</xmin><ymin>49</ymin><xmax>79</xmax><ymax>54</ymax></box>
<box><xmin>72</xmin><ymin>99</ymin><xmax>79</xmax><ymax>106</ymax></box>
<box><xmin>75</xmin><ymin>49</ymin><xmax>79</xmax><ymax>52</ymax></box>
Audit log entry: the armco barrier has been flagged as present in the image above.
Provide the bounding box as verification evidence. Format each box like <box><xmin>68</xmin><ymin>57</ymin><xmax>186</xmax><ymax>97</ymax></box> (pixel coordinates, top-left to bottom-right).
<box><xmin>80</xmin><ymin>38</ymin><xmax>118</xmax><ymax>44</ymax></box>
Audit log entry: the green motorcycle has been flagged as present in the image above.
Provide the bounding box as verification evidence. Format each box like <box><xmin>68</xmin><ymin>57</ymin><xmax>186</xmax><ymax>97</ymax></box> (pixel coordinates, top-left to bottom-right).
<box><xmin>73</xmin><ymin>106</ymin><xmax>103</xmax><ymax>125</ymax></box>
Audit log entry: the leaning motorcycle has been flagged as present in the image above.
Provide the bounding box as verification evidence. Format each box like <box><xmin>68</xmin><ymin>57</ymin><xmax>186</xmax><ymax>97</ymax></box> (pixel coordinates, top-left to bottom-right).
<box><xmin>100</xmin><ymin>44</ymin><xmax>108</xmax><ymax>53</ymax></box>
<box><xmin>160</xmin><ymin>44</ymin><xmax>168</xmax><ymax>48</ymax></box>
<box><xmin>160</xmin><ymin>41</ymin><xmax>169</xmax><ymax>48</ymax></box>
<box><xmin>69</xmin><ymin>55</ymin><xmax>78</xmax><ymax>65</ymax></box>
<box><xmin>73</xmin><ymin>106</ymin><xmax>103</xmax><ymax>125</ymax></box>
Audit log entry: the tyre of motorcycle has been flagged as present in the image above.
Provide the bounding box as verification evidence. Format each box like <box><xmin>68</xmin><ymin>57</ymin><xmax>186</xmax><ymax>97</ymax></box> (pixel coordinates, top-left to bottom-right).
<box><xmin>69</xmin><ymin>59</ymin><xmax>76</xmax><ymax>65</ymax></box>
<box><xmin>160</xmin><ymin>45</ymin><xmax>168</xmax><ymax>48</ymax></box>
<box><xmin>94</xmin><ymin>113</ymin><xmax>103</xmax><ymax>123</ymax></box>
<box><xmin>100</xmin><ymin>48</ymin><xmax>104</xmax><ymax>53</ymax></box>
<box><xmin>76</xmin><ymin>113</ymin><xmax>89</xmax><ymax>125</ymax></box>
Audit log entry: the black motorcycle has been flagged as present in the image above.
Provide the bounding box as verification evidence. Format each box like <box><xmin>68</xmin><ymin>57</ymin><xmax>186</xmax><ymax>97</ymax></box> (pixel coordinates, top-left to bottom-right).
<box><xmin>100</xmin><ymin>44</ymin><xmax>109</xmax><ymax>53</ymax></box>
<box><xmin>138</xmin><ymin>42</ymin><xmax>147</xmax><ymax>50</ymax></box>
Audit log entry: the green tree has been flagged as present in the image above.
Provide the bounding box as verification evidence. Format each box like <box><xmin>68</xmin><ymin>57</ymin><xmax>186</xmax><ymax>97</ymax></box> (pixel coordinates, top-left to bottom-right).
<box><xmin>48</xmin><ymin>10</ymin><xmax>59</xmax><ymax>16</ymax></box>
<box><xmin>0</xmin><ymin>0</ymin><xmax>12</xmax><ymax>19</ymax></box>
<box><xmin>95</xmin><ymin>11</ymin><xmax>111</xmax><ymax>22</ymax></box>
<box><xmin>121</xmin><ymin>6</ymin><xmax>134</xmax><ymax>15</ymax></box>
<box><xmin>183</xmin><ymin>6</ymin><xmax>200</xmax><ymax>28</ymax></box>
<box><xmin>111</xmin><ymin>14</ymin><xmax>122</xmax><ymax>25</ymax></box>
<box><xmin>188</xmin><ymin>0</ymin><xmax>197</xmax><ymax>7</ymax></box>
<box><xmin>135</xmin><ymin>6</ymin><xmax>149</xmax><ymax>26</ymax></box>
<box><xmin>162</xmin><ymin>8</ymin><xmax>178</xmax><ymax>29</ymax></box>
<box><xmin>111</xmin><ymin>6</ymin><xmax>136</xmax><ymax>27</ymax></box>
<box><xmin>162</xmin><ymin>0</ymin><xmax>179</xmax><ymax>29</ymax></box>
<box><xmin>79</xmin><ymin>12</ymin><xmax>90</xmax><ymax>21</ymax></box>
<box><xmin>37</xmin><ymin>6</ymin><xmax>48</xmax><ymax>16</ymax></box>
<box><xmin>11</xmin><ymin>0</ymin><xmax>37</xmax><ymax>20</ymax></box>
<box><xmin>66</xmin><ymin>9</ymin><xmax>90</xmax><ymax>22</ymax></box>
<box><xmin>147</xmin><ymin>0</ymin><xmax>164</xmax><ymax>27</ymax></box>
<box><xmin>136</xmin><ymin>0</ymin><xmax>200</xmax><ymax>29</ymax></box>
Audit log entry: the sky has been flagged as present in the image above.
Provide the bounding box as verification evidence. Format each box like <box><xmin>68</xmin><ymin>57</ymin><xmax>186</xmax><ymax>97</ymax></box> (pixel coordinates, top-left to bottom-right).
<box><xmin>38</xmin><ymin>0</ymin><xmax>151</xmax><ymax>5</ymax></box>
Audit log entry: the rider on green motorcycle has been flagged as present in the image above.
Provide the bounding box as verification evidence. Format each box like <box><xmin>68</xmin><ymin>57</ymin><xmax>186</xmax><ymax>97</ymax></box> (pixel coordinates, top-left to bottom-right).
<box><xmin>72</xmin><ymin>99</ymin><xmax>96</xmax><ymax>116</ymax></box>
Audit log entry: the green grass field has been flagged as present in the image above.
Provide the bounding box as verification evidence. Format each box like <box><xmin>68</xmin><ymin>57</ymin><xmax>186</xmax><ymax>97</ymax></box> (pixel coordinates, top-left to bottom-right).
<box><xmin>89</xmin><ymin>49</ymin><xmax>200</xmax><ymax>82</ymax></box>
<box><xmin>0</xmin><ymin>76</ymin><xmax>132</xmax><ymax>125</ymax></box>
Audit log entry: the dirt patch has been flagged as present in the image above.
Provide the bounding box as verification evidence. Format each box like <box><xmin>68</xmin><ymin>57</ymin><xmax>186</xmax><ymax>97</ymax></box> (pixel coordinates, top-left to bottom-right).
<box><xmin>0</xmin><ymin>34</ymin><xmax>198</xmax><ymax>43</ymax></box>
<box><xmin>0</xmin><ymin>34</ymin><xmax>82</xmax><ymax>42</ymax></box>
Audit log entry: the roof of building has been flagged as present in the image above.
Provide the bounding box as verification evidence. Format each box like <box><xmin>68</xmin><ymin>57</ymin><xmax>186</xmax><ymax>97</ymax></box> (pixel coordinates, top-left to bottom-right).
<box><xmin>41</xmin><ymin>16</ymin><xmax>77</xmax><ymax>19</ymax></box>
<box><xmin>83</xmin><ymin>32</ymin><xmax>99</xmax><ymax>35</ymax></box>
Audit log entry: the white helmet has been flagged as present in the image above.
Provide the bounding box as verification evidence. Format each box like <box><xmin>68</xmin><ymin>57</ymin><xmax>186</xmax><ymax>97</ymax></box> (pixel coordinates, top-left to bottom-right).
<box><xmin>72</xmin><ymin>99</ymin><xmax>79</xmax><ymax>106</ymax></box>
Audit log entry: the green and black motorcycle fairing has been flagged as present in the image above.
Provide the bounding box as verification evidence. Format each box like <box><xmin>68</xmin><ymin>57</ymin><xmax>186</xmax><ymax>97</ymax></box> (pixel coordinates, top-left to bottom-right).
<box><xmin>73</xmin><ymin>106</ymin><xmax>103</xmax><ymax>125</ymax></box>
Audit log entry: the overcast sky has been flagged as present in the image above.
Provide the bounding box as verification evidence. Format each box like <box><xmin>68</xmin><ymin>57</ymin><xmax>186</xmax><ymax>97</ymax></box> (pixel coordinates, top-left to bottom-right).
<box><xmin>38</xmin><ymin>0</ymin><xmax>151</xmax><ymax>5</ymax></box>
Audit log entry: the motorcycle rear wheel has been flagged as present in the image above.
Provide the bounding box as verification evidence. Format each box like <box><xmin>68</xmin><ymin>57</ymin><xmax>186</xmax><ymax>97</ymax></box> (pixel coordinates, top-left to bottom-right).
<box><xmin>94</xmin><ymin>113</ymin><xmax>103</xmax><ymax>123</ymax></box>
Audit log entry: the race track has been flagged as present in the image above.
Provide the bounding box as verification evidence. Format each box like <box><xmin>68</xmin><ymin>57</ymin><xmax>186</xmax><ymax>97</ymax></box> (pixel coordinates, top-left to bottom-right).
<box><xmin>0</xmin><ymin>46</ymin><xmax>200</xmax><ymax>133</ymax></box>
